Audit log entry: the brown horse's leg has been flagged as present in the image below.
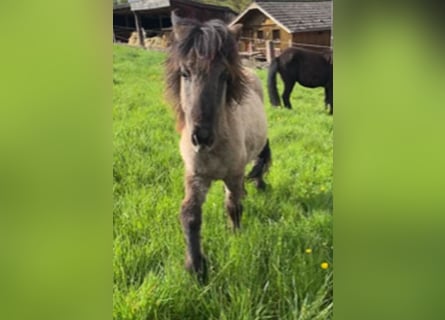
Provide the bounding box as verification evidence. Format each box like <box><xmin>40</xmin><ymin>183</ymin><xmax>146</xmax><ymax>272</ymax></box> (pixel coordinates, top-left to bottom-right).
<box><xmin>329</xmin><ymin>86</ymin><xmax>333</xmax><ymax>115</ymax></box>
<box><xmin>181</xmin><ymin>175</ymin><xmax>210</xmax><ymax>276</ymax></box>
<box><xmin>224</xmin><ymin>175</ymin><xmax>245</xmax><ymax>230</ymax></box>
<box><xmin>282</xmin><ymin>80</ymin><xmax>296</xmax><ymax>109</ymax></box>
<box><xmin>326</xmin><ymin>84</ymin><xmax>333</xmax><ymax>115</ymax></box>
<box><xmin>324</xmin><ymin>87</ymin><xmax>329</xmax><ymax>109</ymax></box>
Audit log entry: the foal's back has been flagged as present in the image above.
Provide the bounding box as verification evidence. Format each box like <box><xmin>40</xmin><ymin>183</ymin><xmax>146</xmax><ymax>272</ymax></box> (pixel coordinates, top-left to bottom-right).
<box><xmin>232</xmin><ymin>69</ymin><xmax>267</xmax><ymax>163</ymax></box>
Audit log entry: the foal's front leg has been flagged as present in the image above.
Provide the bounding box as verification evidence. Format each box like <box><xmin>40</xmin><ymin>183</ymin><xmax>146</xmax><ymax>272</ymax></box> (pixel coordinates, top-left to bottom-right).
<box><xmin>181</xmin><ymin>175</ymin><xmax>210</xmax><ymax>275</ymax></box>
<box><xmin>224</xmin><ymin>175</ymin><xmax>245</xmax><ymax>230</ymax></box>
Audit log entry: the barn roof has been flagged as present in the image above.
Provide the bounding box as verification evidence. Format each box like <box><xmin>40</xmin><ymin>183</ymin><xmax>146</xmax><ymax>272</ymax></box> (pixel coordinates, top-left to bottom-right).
<box><xmin>127</xmin><ymin>0</ymin><xmax>237</xmax><ymax>15</ymax></box>
<box><xmin>231</xmin><ymin>0</ymin><xmax>332</xmax><ymax>34</ymax></box>
<box><xmin>113</xmin><ymin>2</ymin><xmax>131</xmax><ymax>13</ymax></box>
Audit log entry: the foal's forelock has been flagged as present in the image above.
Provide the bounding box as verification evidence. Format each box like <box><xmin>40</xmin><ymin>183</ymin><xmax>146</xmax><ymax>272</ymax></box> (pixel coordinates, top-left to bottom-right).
<box><xmin>165</xmin><ymin>19</ymin><xmax>247</xmax><ymax>131</ymax></box>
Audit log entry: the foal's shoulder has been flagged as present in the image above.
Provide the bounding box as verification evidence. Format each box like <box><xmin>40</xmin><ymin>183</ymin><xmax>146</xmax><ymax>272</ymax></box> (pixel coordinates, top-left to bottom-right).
<box><xmin>241</xmin><ymin>67</ymin><xmax>255</xmax><ymax>78</ymax></box>
<box><xmin>241</xmin><ymin>67</ymin><xmax>261</xmax><ymax>85</ymax></box>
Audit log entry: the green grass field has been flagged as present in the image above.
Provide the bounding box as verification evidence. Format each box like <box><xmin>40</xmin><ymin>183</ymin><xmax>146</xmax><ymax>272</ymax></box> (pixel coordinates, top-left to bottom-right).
<box><xmin>113</xmin><ymin>45</ymin><xmax>333</xmax><ymax>320</ymax></box>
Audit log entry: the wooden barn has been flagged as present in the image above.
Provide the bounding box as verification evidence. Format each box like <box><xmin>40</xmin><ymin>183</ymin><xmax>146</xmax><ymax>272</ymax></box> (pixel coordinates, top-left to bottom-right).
<box><xmin>113</xmin><ymin>0</ymin><xmax>237</xmax><ymax>48</ymax></box>
<box><xmin>230</xmin><ymin>0</ymin><xmax>332</xmax><ymax>60</ymax></box>
<box><xmin>113</xmin><ymin>3</ymin><xmax>134</xmax><ymax>43</ymax></box>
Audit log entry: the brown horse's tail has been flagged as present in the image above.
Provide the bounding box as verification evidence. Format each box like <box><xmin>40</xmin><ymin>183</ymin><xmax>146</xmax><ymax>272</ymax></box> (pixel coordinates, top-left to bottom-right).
<box><xmin>267</xmin><ymin>58</ymin><xmax>281</xmax><ymax>107</ymax></box>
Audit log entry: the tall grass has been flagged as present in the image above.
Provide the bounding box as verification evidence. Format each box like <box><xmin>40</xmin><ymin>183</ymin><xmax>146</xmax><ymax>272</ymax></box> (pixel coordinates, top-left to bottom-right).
<box><xmin>113</xmin><ymin>45</ymin><xmax>333</xmax><ymax>320</ymax></box>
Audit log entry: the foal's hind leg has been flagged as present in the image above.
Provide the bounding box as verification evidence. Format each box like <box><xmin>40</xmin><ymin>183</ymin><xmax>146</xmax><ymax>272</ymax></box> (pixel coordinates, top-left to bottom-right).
<box><xmin>180</xmin><ymin>175</ymin><xmax>211</xmax><ymax>276</ymax></box>
<box><xmin>247</xmin><ymin>139</ymin><xmax>272</xmax><ymax>190</ymax></box>
<box><xmin>282</xmin><ymin>80</ymin><xmax>296</xmax><ymax>109</ymax></box>
<box><xmin>224</xmin><ymin>175</ymin><xmax>245</xmax><ymax>230</ymax></box>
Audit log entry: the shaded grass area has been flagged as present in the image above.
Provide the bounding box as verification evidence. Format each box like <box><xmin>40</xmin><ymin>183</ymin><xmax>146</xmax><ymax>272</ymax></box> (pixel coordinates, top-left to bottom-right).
<box><xmin>113</xmin><ymin>45</ymin><xmax>333</xmax><ymax>320</ymax></box>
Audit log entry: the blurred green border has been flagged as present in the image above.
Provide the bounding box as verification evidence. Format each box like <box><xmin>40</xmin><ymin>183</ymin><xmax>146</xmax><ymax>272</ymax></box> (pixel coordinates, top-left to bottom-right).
<box><xmin>1</xmin><ymin>1</ymin><xmax>444</xmax><ymax>319</ymax></box>
<box><xmin>334</xmin><ymin>2</ymin><xmax>445</xmax><ymax>319</ymax></box>
<box><xmin>0</xmin><ymin>2</ymin><xmax>112</xmax><ymax>320</ymax></box>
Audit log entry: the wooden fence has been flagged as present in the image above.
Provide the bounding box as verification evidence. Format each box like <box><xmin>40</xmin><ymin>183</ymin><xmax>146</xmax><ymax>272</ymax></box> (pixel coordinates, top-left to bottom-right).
<box><xmin>112</xmin><ymin>30</ymin><xmax>332</xmax><ymax>64</ymax></box>
<box><xmin>239</xmin><ymin>37</ymin><xmax>332</xmax><ymax>63</ymax></box>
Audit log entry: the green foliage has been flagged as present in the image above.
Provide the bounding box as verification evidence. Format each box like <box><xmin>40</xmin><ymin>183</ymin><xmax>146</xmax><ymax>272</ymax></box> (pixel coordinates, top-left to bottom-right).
<box><xmin>113</xmin><ymin>45</ymin><xmax>333</xmax><ymax>319</ymax></box>
<box><xmin>198</xmin><ymin>0</ymin><xmax>251</xmax><ymax>12</ymax></box>
<box><xmin>111</xmin><ymin>0</ymin><xmax>251</xmax><ymax>12</ymax></box>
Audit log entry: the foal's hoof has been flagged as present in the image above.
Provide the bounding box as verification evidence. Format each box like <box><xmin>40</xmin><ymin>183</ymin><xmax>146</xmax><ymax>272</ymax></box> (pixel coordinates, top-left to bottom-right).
<box><xmin>228</xmin><ymin>219</ymin><xmax>241</xmax><ymax>231</ymax></box>
<box><xmin>254</xmin><ymin>179</ymin><xmax>267</xmax><ymax>191</ymax></box>
<box><xmin>185</xmin><ymin>255</ymin><xmax>208</xmax><ymax>283</ymax></box>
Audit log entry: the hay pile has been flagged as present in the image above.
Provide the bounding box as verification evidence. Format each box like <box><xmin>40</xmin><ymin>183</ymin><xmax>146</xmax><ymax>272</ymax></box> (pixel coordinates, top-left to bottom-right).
<box><xmin>144</xmin><ymin>34</ymin><xmax>169</xmax><ymax>49</ymax></box>
<box><xmin>128</xmin><ymin>32</ymin><xmax>169</xmax><ymax>49</ymax></box>
<box><xmin>127</xmin><ymin>32</ymin><xmax>140</xmax><ymax>46</ymax></box>
<box><xmin>128</xmin><ymin>32</ymin><xmax>170</xmax><ymax>49</ymax></box>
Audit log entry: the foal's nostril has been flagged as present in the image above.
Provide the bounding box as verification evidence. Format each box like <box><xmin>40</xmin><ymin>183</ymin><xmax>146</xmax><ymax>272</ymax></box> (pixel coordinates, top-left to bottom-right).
<box><xmin>192</xmin><ymin>133</ymin><xmax>199</xmax><ymax>146</ymax></box>
<box><xmin>197</xmin><ymin>128</ymin><xmax>209</xmax><ymax>139</ymax></box>
<box><xmin>192</xmin><ymin>127</ymin><xmax>212</xmax><ymax>146</ymax></box>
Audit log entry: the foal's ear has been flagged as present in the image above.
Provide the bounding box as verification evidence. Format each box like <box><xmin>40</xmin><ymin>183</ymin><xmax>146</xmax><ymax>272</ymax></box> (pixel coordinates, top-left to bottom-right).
<box><xmin>171</xmin><ymin>9</ymin><xmax>182</xmax><ymax>26</ymax></box>
<box><xmin>171</xmin><ymin>9</ymin><xmax>188</xmax><ymax>41</ymax></box>
<box><xmin>229</xmin><ymin>24</ymin><xmax>243</xmax><ymax>41</ymax></box>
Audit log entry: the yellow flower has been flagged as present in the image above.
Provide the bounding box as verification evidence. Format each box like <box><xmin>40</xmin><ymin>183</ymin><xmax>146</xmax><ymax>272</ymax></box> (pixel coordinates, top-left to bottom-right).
<box><xmin>305</xmin><ymin>248</ymin><xmax>312</xmax><ymax>254</ymax></box>
<box><xmin>320</xmin><ymin>262</ymin><xmax>329</xmax><ymax>269</ymax></box>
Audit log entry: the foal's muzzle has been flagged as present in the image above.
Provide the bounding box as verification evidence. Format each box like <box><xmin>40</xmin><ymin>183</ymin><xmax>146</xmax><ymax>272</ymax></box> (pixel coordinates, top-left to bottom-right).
<box><xmin>191</xmin><ymin>126</ymin><xmax>214</xmax><ymax>149</ymax></box>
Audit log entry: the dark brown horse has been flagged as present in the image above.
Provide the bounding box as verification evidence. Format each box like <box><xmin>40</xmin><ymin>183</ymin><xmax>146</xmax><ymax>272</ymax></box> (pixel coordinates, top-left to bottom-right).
<box><xmin>165</xmin><ymin>11</ymin><xmax>271</xmax><ymax>278</ymax></box>
<box><xmin>268</xmin><ymin>47</ymin><xmax>333</xmax><ymax>114</ymax></box>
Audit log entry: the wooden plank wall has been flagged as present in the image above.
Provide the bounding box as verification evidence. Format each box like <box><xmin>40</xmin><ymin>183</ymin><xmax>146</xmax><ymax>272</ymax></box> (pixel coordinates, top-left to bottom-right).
<box><xmin>174</xmin><ymin>3</ymin><xmax>233</xmax><ymax>23</ymax></box>
<box><xmin>292</xmin><ymin>30</ymin><xmax>331</xmax><ymax>51</ymax></box>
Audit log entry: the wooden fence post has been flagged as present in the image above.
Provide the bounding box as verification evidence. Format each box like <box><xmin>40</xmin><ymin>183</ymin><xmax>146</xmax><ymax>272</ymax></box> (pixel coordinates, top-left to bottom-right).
<box><xmin>133</xmin><ymin>11</ymin><xmax>145</xmax><ymax>48</ymax></box>
<box><xmin>266</xmin><ymin>40</ymin><xmax>275</xmax><ymax>63</ymax></box>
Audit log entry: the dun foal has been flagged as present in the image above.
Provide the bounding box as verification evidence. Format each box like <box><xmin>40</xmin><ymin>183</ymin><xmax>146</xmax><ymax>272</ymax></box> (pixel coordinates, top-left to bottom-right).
<box><xmin>165</xmin><ymin>12</ymin><xmax>271</xmax><ymax>277</ymax></box>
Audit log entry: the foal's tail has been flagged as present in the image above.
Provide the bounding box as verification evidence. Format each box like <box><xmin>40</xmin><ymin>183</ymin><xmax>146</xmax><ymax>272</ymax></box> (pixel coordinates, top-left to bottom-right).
<box><xmin>247</xmin><ymin>139</ymin><xmax>272</xmax><ymax>190</ymax></box>
<box><xmin>267</xmin><ymin>58</ymin><xmax>281</xmax><ymax>107</ymax></box>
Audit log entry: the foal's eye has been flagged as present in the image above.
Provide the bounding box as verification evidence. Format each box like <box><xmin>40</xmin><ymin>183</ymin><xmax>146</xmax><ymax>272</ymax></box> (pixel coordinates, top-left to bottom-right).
<box><xmin>180</xmin><ymin>69</ymin><xmax>190</xmax><ymax>79</ymax></box>
<box><xmin>220</xmin><ymin>71</ymin><xmax>229</xmax><ymax>81</ymax></box>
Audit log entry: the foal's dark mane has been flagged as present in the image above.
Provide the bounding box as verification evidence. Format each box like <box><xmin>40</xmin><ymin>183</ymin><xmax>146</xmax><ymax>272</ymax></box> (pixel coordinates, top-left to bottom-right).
<box><xmin>165</xmin><ymin>18</ymin><xmax>247</xmax><ymax>131</ymax></box>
